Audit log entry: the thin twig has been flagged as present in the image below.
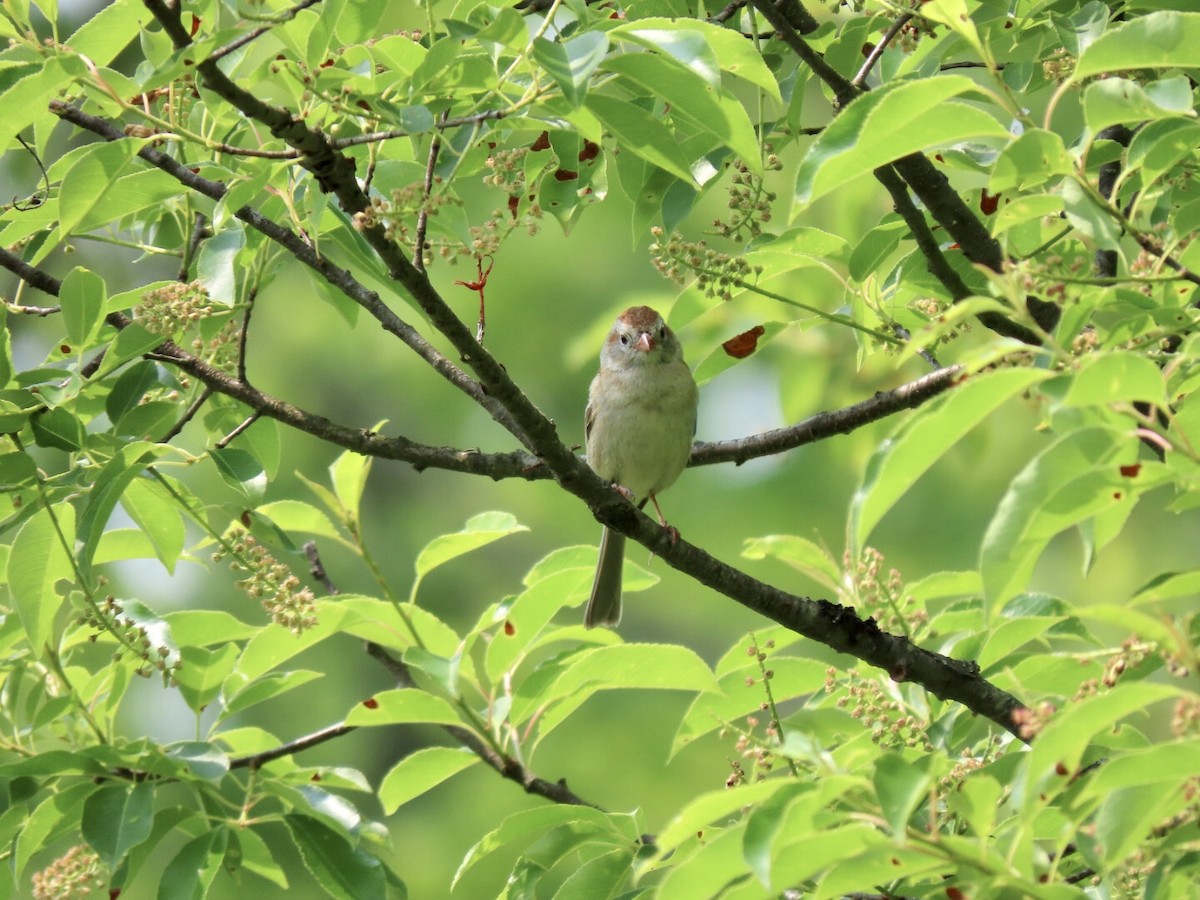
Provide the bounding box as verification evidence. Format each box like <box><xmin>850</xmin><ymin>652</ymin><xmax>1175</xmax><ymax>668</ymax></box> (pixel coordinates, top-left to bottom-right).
<box><xmin>214</xmin><ymin>411</ymin><xmax>262</xmax><ymax>449</ymax></box>
<box><xmin>206</xmin><ymin>0</ymin><xmax>326</xmax><ymax>64</ymax></box>
<box><xmin>229</xmin><ymin>723</ymin><xmax>355</xmax><ymax>770</ymax></box>
<box><xmin>159</xmin><ymin>387</ymin><xmax>213</xmax><ymax>443</ymax></box>
<box><xmin>414</xmin><ymin>111</ymin><xmax>449</xmax><ymax>274</ymax></box>
<box><xmin>853</xmin><ymin>13</ymin><xmax>913</xmax><ymax>87</ymax></box>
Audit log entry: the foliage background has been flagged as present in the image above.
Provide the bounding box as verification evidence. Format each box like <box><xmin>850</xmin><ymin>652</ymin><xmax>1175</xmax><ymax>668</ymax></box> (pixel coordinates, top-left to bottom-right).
<box><xmin>1</xmin><ymin>0</ymin><xmax>1198</xmax><ymax>898</ymax></box>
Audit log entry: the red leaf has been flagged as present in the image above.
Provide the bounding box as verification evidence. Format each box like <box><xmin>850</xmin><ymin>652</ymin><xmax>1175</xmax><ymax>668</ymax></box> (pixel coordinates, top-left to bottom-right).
<box><xmin>362</xmin><ymin>697</ymin><xmax>379</xmax><ymax>709</ymax></box>
<box><xmin>553</xmin><ymin>168</ymin><xmax>578</xmax><ymax>181</ymax></box>
<box><xmin>980</xmin><ymin>189</ymin><xmax>1001</xmax><ymax>215</ymax></box>
<box><xmin>531</xmin><ymin>131</ymin><xmax>551</xmax><ymax>152</ymax></box>
<box><xmin>578</xmin><ymin>140</ymin><xmax>600</xmax><ymax>162</ymax></box>
<box><xmin>1119</xmin><ymin>463</ymin><xmax>1141</xmax><ymax>477</ymax></box>
<box><xmin>722</xmin><ymin>325</ymin><xmax>766</xmax><ymax>359</ymax></box>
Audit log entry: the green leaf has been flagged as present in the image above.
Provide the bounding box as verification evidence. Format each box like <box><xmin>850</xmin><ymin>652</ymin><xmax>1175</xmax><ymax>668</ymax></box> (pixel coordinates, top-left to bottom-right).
<box><xmin>584</xmin><ymin>93</ymin><xmax>696</xmax><ymax>185</ymax></box>
<box><xmin>100</xmin><ymin>322</ymin><xmax>165</xmax><ymax>373</ymax></box>
<box><xmin>77</xmin><ymin>443</ymin><xmax>163</xmax><ymax>575</ymax></box>
<box><xmin>980</xmin><ymin>428</ymin><xmax>1134</xmax><ymax>610</ymax></box>
<box><xmin>610</xmin><ymin>19</ymin><xmax>780</xmax><ymax>100</ymax></box>
<box><xmin>741</xmin><ymin>783</ymin><xmax>810</xmax><ymax>890</ymax></box>
<box><xmin>15</xmin><ymin>782</ymin><xmax>97</xmax><ymax>878</ymax></box>
<box><xmin>82</xmin><ymin>781</ymin><xmax>156</xmax><ymax>870</ymax></box>
<box><xmin>256</xmin><ymin>499</ymin><xmax>344</xmax><ymax>541</ymax></box>
<box><xmin>158</xmin><ymin>828</ymin><xmax>228</xmax><ymax>900</ymax></box>
<box><xmin>1021</xmin><ymin>683</ymin><xmax>1180</xmax><ymax>810</ymax></box>
<box><xmin>235</xmin><ymin>601</ymin><xmax>351</xmax><ymax>682</ymax></box>
<box><xmin>221</xmin><ymin>669</ymin><xmax>324</xmax><ymax>719</ymax></box>
<box><xmin>120</xmin><ymin>477</ymin><xmax>186</xmax><ymax>573</ymax></box>
<box><xmin>195</xmin><ymin>226</ymin><xmax>245</xmax><ymax>305</ymax></box>
<box><xmin>851</xmin><ymin>368</ymin><xmax>1049</xmax><ymax>549</ymax></box>
<box><xmin>329</xmin><ymin>445</ymin><xmax>373</xmax><ymax>525</ymax></box>
<box><xmin>990</xmin><ymin>129</ymin><xmax>1073</xmax><ymax>192</ymax></box>
<box><xmin>31</xmin><ymin>406</ymin><xmax>86</xmax><ymax>450</ymax></box>
<box><xmin>532</xmin><ymin>32</ymin><xmax>607</xmax><ymax>108</ymax></box>
<box><xmin>1047</xmin><ymin>352</ymin><xmax>1166</xmax><ymax>407</ymax></box>
<box><xmin>601</xmin><ymin>53</ymin><xmax>760</xmax><ymax>167</ymax></box>
<box><xmin>796</xmin><ymin>75</ymin><xmax>1007</xmax><ymax>206</ymax></box>
<box><xmin>176</xmin><ymin>643</ymin><xmax>241</xmax><ymax>713</ymax></box>
<box><xmin>59</xmin><ymin>267</ymin><xmax>107</xmax><ymax>352</ymax></box>
<box><xmin>873</xmin><ymin>753</ymin><xmax>933</xmax><ymax>838</ymax></box>
<box><xmin>672</xmin><ymin>657</ymin><xmax>828</xmax><ymax>757</ymax></box>
<box><xmin>211</xmin><ymin>447</ymin><xmax>268</xmax><ymax>503</ymax></box>
<box><xmin>1084</xmin><ymin>741</ymin><xmax>1200</xmax><ymax>796</ymax></box>
<box><xmin>454</xmin><ymin>806</ymin><xmax>625</xmax><ymax>888</ymax></box>
<box><xmin>8</xmin><ymin>502</ymin><xmax>76</xmax><ymax>652</ymax></box>
<box><xmin>413</xmin><ymin>511</ymin><xmax>528</xmax><ymax>592</ymax></box>
<box><xmin>553</xmin><ymin>643</ymin><xmax>720</xmax><ymax>694</ymax></box>
<box><xmin>65</xmin><ymin>0</ymin><xmax>154</xmax><ymax>65</ymax></box>
<box><xmin>1073</xmin><ymin>11</ymin><xmax>1200</xmax><ymax>80</ymax></box>
<box><xmin>378</xmin><ymin>746</ymin><xmax>479</xmax><ymax>814</ymax></box>
<box><xmin>652</xmin><ymin>781</ymin><xmax>787</xmax><ymax>859</ymax></box>
<box><xmin>1082</xmin><ymin>76</ymin><xmax>1196</xmax><ymax>132</ymax></box>
<box><xmin>59</xmin><ymin>139</ymin><xmax>143</xmax><ymax>238</ymax></box>
<box><xmin>1125</xmin><ymin>117</ymin><xmax>1200</xmax><ymax>190</ymax></box>
<box><xmin>343</xmin><ymin>688</ymin><xmax>462</xmax><ymax>727</ymax></box>
<box><xmin>285</xmin><ymin>814</ymin><xmax>387</xmax><ymax>900</ymax></box>
<box><xmin>105</xmin><ymin>360</ymin><xmax>162</xmax><ymax>424</ymax></box>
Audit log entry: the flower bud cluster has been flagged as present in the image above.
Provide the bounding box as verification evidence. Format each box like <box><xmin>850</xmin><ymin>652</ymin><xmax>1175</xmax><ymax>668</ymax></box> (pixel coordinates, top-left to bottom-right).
<box><xmin>32</xmin><ymin>845</ymin><xmax>105</xmax><ymax>899</ymax></box>
<box><xmin>216</xmin><ymin>532</ymin><xmax>317</xmax><ymax>634</ymax></box>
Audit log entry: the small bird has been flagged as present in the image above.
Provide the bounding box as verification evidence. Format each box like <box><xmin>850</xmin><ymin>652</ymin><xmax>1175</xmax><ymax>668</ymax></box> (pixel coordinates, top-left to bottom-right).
<box><xmin>584</xmin><ymin>306</ymin><xmax>699</xmax><ymax>628</ymax></box>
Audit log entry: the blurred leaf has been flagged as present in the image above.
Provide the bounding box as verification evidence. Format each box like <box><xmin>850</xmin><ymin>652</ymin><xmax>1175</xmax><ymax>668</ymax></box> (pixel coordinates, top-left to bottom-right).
<box><xmin>31</xmin><ymin>406</ymin><xmax>86</xmax><ymax>450</ymax></box>
<box><xmin>873</xmin><ymin>752</ymin><xmax>933</xmax><ymax>838</ymax></box>
<box><xmin>852</xmin><ymin>368</ymin><xmax>1049</xmax><ymax>549</ymax></box>
<box><xmin>980</xmin><ymin>428</ymin><xmax>1134</xmax><ymax>611</ymax></box>
<box><xmin>742</xmin><ymin>535</ymin><xmax>841</xmax><ymax>591</ymax></box>
<box><xmin>672</xmin><ymin>657</ymin><xmax>828</xmax><ymax>757</ymax></box>
<box><xmin>58</xmin><ymin>138</ymin><xmax>142</xmax><ymax>238</ymax></box>
<box><xmin>1021</xmin><ymin>682</ymin><xmax>1180</xmax><ymax>808</ymax></box>
<box><xmin>176</xmin><ymin>643</ymin><xmax>240</xmax><ymax>713</ymax></box>
<box><xmin>221</xmin><ymin>669</ymin><xmax>323</xmax><ymax>719</ymax></box>
<box><xmin>1082</xmin><ymin>75</ymin><xmax>1195</xmax><ymax>132</ymax></box>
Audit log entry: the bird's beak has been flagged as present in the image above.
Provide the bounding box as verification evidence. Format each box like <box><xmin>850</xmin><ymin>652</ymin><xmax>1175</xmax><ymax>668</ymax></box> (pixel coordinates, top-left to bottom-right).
<box><xmin>634</xmin><ymin>332</ymin><xmax>654</xmax><ymax>352</ymax></box>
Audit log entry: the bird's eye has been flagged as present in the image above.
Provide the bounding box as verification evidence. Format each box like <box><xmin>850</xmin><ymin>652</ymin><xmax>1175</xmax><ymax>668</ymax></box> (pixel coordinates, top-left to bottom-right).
<box><xmin>619</xmin><ymin>333</ymin><xmax>630</xmax><ymax>346</ymax></box>
<box><xmin>658</xmin><ymin>327</ymin><xmax>667</xmax><ymax>341</ymax></box>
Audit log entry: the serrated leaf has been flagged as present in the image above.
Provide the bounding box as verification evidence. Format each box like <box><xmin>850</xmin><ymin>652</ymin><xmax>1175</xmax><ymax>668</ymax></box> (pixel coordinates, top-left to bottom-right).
<box><xmin>285</xmin><ymin>814</ymin><xmax>386</xmax><ymax>900</ymax></box>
